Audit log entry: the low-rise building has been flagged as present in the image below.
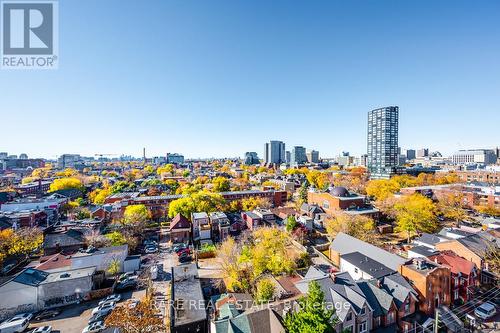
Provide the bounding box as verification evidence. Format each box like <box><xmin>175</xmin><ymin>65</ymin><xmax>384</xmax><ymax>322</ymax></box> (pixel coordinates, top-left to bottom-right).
<box><xmin>170</xmin><ymin>213</ymin><xmax>192</xmax><ymax>244</ymax></box>
<box><xmin>398</xmin><ymin>258</ymin><xmax>451</xmax><ymax>315</ymax></box>
<box><xmin>170</xmin><ymin>264</ymin><xmax>208</xmax><ymax>333</ymax></box>
<box><xmin>192</xmin><ymin>212</ymin><xmax>210</xmax><ymax>241</ymax></box>
<box><xmin>209</xmin><ymin>212</ymin><xmax>230</xmax><ymax>242</ymax></box>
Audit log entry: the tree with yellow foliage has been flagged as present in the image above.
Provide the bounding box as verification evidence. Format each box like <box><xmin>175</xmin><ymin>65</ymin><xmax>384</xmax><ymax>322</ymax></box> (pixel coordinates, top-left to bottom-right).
<box><xmin>437</xmin><ymin>192</ymin><xmax>467</xmax><ymax>224</ymax></box>
<box><xmin>325</xmin><ymin>212</ymin><xmax>376</xmax><ymax>242</ymax></box>
<box><xmin>157</xmin><ymin>164</ymin><xmax>174</xmax><ymax>176</ymax></box>
<box><xmin>306</xmin><ymin>170</ymin><xmax>330</xmax><ymax>190</ymax></box>
<box><xmin>393</xmin><ymin>193</ymin><xmax>438</xmax><ymax>243</ymax></box>
<box><xmin>122</xmin><ymin>204</ymin><xmax>151</xmax><ymax>225</ymax></box>
<box><xmin>212</xmin><ymin>176</ymin><xmax>231</xmax><ymax>192</ymax></box>
<box><xmin>88</xmin><ymin>186</ymin><xmax>112</xmax><ymax>204</ymax></box>
<box><xmin>49</xmin><ymin>177</ymin><xmax>84</xmax><ymax>193</ymax></box>
<box><xmin>0</xmin><ymin>228</ymin><xmax>43</xmax><ymax>266</ymax></box>
<box><xmin>55</xmin><ymin>168</ymin><xmax>79</xmax><ymax>177</ymax></box>
<box><xmin>241</xmin><ymin>197</ymin><xmax>271</xmax><ymax>211</ymax></box>
<box><xmin>365</xmin><ymin>179</ymin><xmax>400</xmax><ymax>201</ymax></box>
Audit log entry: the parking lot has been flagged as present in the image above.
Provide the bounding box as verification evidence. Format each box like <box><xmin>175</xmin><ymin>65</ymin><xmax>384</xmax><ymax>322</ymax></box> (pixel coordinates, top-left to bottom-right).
<box><xmin>27</xmin><ymin>289</ymin><xmax>146</xmax><ymax>333</ymax></box>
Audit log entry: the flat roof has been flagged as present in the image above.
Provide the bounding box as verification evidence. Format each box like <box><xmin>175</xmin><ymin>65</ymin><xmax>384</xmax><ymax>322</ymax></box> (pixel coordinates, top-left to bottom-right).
<box><xmin>43</xmin><ymin>266</ymin><xmax>96</xmax><ymax>284</ymax></box>
<box><xmin>172</xmin><ymin>264</ymin><xmax>206</xmax><ymax>326</ymax></box>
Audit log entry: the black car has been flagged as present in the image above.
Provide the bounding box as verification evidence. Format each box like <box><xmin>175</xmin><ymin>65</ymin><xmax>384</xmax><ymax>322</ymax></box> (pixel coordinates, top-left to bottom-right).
<box><xmin>178</xmin><ymin>253</ymin><xmax>192</xmax><ymax>263</ymax></box>
<box><xmin>34</xmin><ymin>308</ymin><xmax>62</xmax><ymax>321</ymax></box>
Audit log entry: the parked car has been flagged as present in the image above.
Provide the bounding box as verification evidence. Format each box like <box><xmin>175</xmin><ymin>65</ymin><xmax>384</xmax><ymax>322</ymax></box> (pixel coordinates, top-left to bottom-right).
<box><xmin>0</xmin><ymin>316</ymin><xmax>30</xmax><ymax>333</ymax></box>
<box><xmin>91</xmin><ymin>302</ymin><xmax>116</xmax><ymax>315</ymax></box>
<box><xmin>1</xmin><ymin>263</ymin><xmax>16</xmax><ymax>276</ymax></box>
<box><xmin>115</xmin><ymin>278</ymin><xmax>137</xmax><ymax>291</ymax></box>
<box><xmin>176</xmin><ymin>248</ymin><xmax>191</xmax><ymax>256</ymax></box>
<box><xmin>34</xmin><ymin>309</ymin><xmax>62</xmax><ymax>321</ymax></box>
<box><xmin>82</xmin><ymin>321</ymin><xmax>106</xmax><ymax>333</ymax></box>
<box><xmin>98</xmin><ymin>294</ymin><xmax>121</xmax><ymax>306</ymax></box>
<box><xmin>88</xmin><ymin>313</ymin><xmax>108</xmax><ymax>325</ymax></box>
<box><xmin>178</xmin><ymin>253</ymin><xmax>192</xmax><ymax>263</ymax></box>
<box><xmin>144</xmin><ymin>245</ymin><xmax>158</xmax><ymax>254</ymax></box>
<box><xmin>118</xmin><ymin>272</ymin><xmax>137</xmax><ymax>283</ymax></box>
<box><xmin>173</xmin><ymin>243</ymin><xmax>187</xmax><ymax>253</ymax></box>
<box><xmin>31</xmin><ymin>326</ymin><xmax>52</xmax><ymax>333</ymax></box>
<box><xmin>474</xmin><ymin>301</ymin><xmax>497</xmax><ymax>320</ymax></box>
<box><xmin>9</xmin><ymin>313</ymin><xmax>33</xmax><ymax>322</ymax></box>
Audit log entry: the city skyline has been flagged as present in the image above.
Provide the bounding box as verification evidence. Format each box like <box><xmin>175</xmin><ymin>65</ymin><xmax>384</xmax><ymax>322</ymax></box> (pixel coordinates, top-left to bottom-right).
<box><xmin>1</xmin><ymin>0</ymin><xmax>500</xmax><ymax>158</ymax></box>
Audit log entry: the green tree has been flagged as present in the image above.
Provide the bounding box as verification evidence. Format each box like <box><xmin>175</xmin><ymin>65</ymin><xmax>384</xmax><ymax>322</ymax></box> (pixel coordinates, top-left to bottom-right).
<box><xmin>284</xmin><ymin>281</ymin><xmax>336</xmax><ymax>333</ymax></box>
<box><xmin>394</xmin><ymin>193</ymin><xmax>437</xmax><ymax>243</ymax></box>
<box><xmin>105</xmin><ymin>231</ymin><xmax>127</xmax><ymax>246</ymax></box>
<box><xmin>286</xmin><ymin>216</ymin><xmax>298</xmax><ymax>232</ymax></box>
<box><xmin>255</xmin><ymin>278</ymin><xmax>275</xmax><ymax>303</ymax></box>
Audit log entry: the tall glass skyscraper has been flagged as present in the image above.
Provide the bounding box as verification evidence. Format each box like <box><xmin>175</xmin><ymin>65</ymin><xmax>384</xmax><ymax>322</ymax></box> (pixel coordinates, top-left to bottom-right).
<box><xmin>367</xmin><ymin>106</ymin><xmax>399</xmax><ymax>179</ymax></box>
<box><xmin>264</xmin><ymin>140</ymin><xmax>286</xmax><ymax>165</ymax></box>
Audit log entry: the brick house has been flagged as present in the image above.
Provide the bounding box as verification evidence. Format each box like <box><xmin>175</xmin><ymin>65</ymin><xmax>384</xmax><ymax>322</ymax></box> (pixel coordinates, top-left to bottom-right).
<box><xmin>398</xmin><ymin>258</ymin><xmax>451</xmax><ymax>315</ymax></box>
<box><xmin>170</xmin><ymin>213</ymin><xmax>191</xmax><ymax>244</ymax></box>
<box><xmin>428</xmin><ymin>250</ymin><xmax>479</xmax><ymax>304</ymax></box>
<box><xmin>241</xmin><ymin>211</ymin><xmax>262</xmax><ymax>231</ymax></box>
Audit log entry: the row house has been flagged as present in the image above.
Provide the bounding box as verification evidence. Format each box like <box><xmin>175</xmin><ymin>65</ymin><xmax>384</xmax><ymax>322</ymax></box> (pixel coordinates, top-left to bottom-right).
<box><xmin>192</xmin><ymin>212</ymin><xmax>211</xmax><ymax>242</ymax></box>
<box><xmin>295</xmin><ymin>268</ymin><xmax>373</xmax><ymax>333</ymax></box>
<box><xmin>241</xmin><ymin>211</ymin><xmax>262</xmax><ymax>231</ymax></box>
<box><xmin>428</xmin><ymin>250</ymin><xmax>479</xmax><ymax>304</ymax></box>
<box><xmin>209</xmin><ymin>212</ymin><xmax>230</xmax><ymax>242</ymax></box>
<box><xmin>0</xmin><ymin>210</ymin><xmax>48</xmax><ymax>229</ymax></box>
<box><xmin>398</xmin><ymin>258</ymin><xmax>451</xmax><ymax>316</ymax></box>
<box><xmin>435</xmin><ymin>231</ymin><xmax>498</xmax><ymax>284</ymax></box>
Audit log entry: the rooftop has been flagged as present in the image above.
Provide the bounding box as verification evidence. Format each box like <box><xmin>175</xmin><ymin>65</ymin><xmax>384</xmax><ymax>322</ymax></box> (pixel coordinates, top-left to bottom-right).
<box><xmin>341</xmin><ymin>251</ymin><xmax>395</xmax><ymax>279</ymax></box>
<box><xmin>172</xmin><ymin>264</ymin><xmax>206</xmax><ymax>327</ymax></box>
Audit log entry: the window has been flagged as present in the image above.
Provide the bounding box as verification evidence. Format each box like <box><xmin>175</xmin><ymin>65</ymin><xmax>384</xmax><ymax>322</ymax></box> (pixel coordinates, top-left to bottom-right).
<box><xmin>387</xmin><ymin>311</ymin><xmax>395</xmax><ymax>323</ymax></box>
<box><xmin>360</xmin><ymin>307</ymin><xmax>366</xmax><ymax>315</ymax></box>
<box><xmin>359</xmin><ymin>321</ymin><xmax>367</xmax><ymax>333</ymax></box>
<box><xmin>346</xmin><ymin>312</ymin><xmax>352</xmax><ymax>321</ymax></box>
<box><xmin>404</xmin><ymin>302</ymin><xmax>410</xmax><ymax>314</ymax></box>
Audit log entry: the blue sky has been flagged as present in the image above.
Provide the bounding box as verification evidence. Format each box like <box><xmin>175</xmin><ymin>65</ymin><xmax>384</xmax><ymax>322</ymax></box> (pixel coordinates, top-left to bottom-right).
<box><xmin>1</xmin><ymin>0</ymin><xmax>499</xmax><ymax>159</ymax></box>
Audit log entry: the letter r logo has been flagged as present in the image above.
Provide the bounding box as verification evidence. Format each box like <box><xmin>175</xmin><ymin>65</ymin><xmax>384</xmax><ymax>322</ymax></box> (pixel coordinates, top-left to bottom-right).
<box><xmin>2</xmin><ymin>2</ymin><xmax>53</xmax><ymax>55</ymax></box>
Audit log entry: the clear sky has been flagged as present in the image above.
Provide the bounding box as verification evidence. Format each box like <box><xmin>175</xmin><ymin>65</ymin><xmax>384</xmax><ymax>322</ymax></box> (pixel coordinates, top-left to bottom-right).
<box><xmin>1</xmin><ymin>0</ymin><xmax>499</xmax><ymax>160</ymax></box>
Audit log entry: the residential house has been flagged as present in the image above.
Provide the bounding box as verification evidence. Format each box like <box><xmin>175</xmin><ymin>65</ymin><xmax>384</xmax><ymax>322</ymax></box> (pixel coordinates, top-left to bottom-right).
<box><xmin>378</xmin><ymin>274</ymin><xmax>419</xmax><ymax>332</ymax></box>
<box><xmin>330</xmin><ymin>233</ymin><xmax>407</xmax><ymax>271</ymax></box>
<box><xmin>70</xmin><ymin>245</ymin><xmax>129</xmax><ymax>274</ymax></box>
<box><xmin>435</xmin><ymin>231</ymin><xmax>498</xmax><ymax>284</ymax></box>
<box><xmin>356</xmin><ymin>281</ymin><xmax>398</xmax><ymax>331</ymax></box>
<box><xmin>241</xmin><ymin>211</ymin><xmax>262</xmax><ymax>231</ymax></box>
<box><xmin>192</xmin><ymin>212</ymin><xmax>210</xmax><ymax>242</ymax></box>
<box><xmin>412</xmin><ymin>233</ymin><xmax>446</xmax><ymax>250</ymax></box>
<box><xmin>295</xmin><ymin>268</ymin><xmax>373</xmax><ymax>333</ymax></box>
<box><xmin>407</xmin><ymin>246</ymin><xmax>439</xmax><ymax>259</ymax></box>
<box><xmin>398</xmin><ymin>258</ymin><xmax>451</xmax><ymax>315</ymax></box>
<box><xmin>211</xmin><ymin>293</ymin><xmax>285</xmax><ymax>333</ymax></box>
<box><xmin>0</xmin><ymin>267</ymin><xmax>96</xmax><ymax>320</ymax></box>
<box><xmin>253</xmin><ymin>209</ymin><xmax>276</xmax><ymax>227</ymax></box>
<box><xmin>340</xmin><ymin>252</ymin><xmax>396</xmax><ymax>281</ymax></box>
<box><xmin>170</xmin><ymin>213</ymin><xmax>191</xmax><ymax>244</ymax></box>
<box><xmin>43</xmin><ymin>229</ymin><xmax>85</xmax><ymax>255</ymax></box>
<box><xmin>209</xmin><ymin>212</ymin><xmax>230</xmax><ymax>242</ymax></box>
<box><xmin>428</xmin><ymin>250</ymin><xmax>478</xmax><ymax>304</ymax></box>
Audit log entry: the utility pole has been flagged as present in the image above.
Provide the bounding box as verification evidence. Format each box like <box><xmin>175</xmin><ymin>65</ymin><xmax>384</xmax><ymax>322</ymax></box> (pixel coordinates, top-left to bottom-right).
<box><xmin>434</xmin><ymin>308</ymin><xmax>439</xmax><ymax>333</ymax></box>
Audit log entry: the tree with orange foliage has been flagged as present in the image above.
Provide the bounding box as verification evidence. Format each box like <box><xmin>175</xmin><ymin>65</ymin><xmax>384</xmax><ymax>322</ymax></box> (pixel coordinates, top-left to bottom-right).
<box><xmin>105</xmin><ymin>295</ymin><xmax>164</xmax><ymax>333</ymax></box>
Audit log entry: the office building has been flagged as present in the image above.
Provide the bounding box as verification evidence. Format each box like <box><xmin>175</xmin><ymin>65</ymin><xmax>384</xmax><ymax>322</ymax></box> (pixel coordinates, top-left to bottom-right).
<box><xmin>264</xmin><ymin>140</ymin><xmax>286</xmax><ymax>165</ymax></box>
<box><xmin>243</xmin><ymin>152</ymin><xmax>259</xmax><ymax>165</ymax></box>
<box><xmin>290</xmin><ymin>146</ymin><xmax>307</xmax><ymax>166</ymax></box>
<box><xmin>57</xmin><ymin>154</ymin><xmax>82</xmax><ymax>169</ymax></box>
<box><xmin>360</xmin><ymin>154</ymin><xmax>368</xmax><ymax>166</ymax></box>
<box><xmin>166</xmin><ymin>153</ymin><xmax>184</xmax><ymax>164</ymax></box>
<box><xmin>451</xmin><ymin>149</ymin><xmax>497</xmax><ymax>165</ymax></box>
<box><xmin>416</xmin><ymin>148</ymin><xmax>429</xmax><ymax>158</ymax></box>
<box><xmin>306</xmin><ymin>150</ymin><xmax>320</xmax><ymax>163</ymax></box>
<box><xmin>367</xmin><ymin>106</ymin><xmax>399</xmax><ymax>179</ymax></box>
<box><xmin>406</xmin><ymin>149</ymin><xmax>416</xmax><ymax>160</ymax></box>
<box><xmin>285</xmin><ymin>151</ymin><xmax>291</xmax><ymax>164</ymax></box>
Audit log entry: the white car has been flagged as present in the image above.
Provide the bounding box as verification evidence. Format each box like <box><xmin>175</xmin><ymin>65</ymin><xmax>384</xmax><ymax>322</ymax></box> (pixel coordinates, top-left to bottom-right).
<box><xmin>10</xmin><ymin>313</ymin><xmax>33</xmax><ymax>322</ymax></box>
<box><xmin>91</xmin><ymin>302</ymin><xmax>116</xmax><ymax>315</ymax></box>
<box><xmin>31</xmin><ymin>326</ymin><xmax>52</xmax><ymax>333</ymax></box>
<box><xmin>98</xmin><ymin>294</ymin><xmax>121</xmax><ymax>306</ymax></box>
<box><xmin>82</xmin><ymin>321</ymin><xmax>105</xmax><ymax>333</ymax></box>
<box><xmin>474</xmin><ymin>301</ymin><xmax>497</xmax><ymax>320</ymax></box>
<box><xmin>0</xmin><ymin>316</ymin><xmax>30</xmax><ymax>333</ymax></box>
